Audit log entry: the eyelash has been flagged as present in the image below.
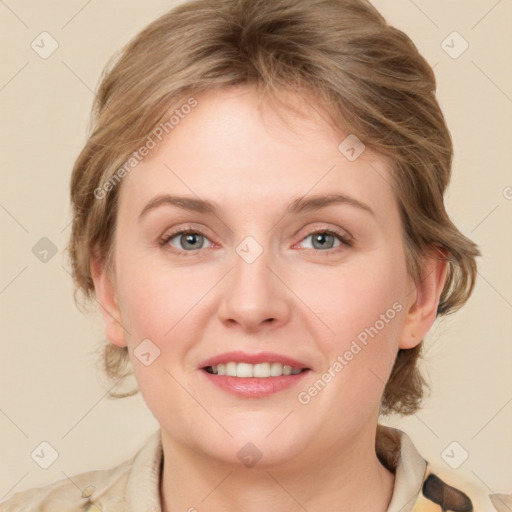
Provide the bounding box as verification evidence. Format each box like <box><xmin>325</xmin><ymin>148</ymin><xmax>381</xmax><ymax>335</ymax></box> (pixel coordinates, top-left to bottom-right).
<box><xmin>159</xmin><ymin>225</ymin><xmax>353</xmax><ymax>257</ymax></box>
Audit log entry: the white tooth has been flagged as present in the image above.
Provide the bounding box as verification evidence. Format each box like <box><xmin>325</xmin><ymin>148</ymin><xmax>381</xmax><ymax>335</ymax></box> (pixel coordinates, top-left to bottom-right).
<box><xmin>253</xmin><ymin>362</ymin><xmax>271</xmax><ymax>378</ymax></box>
<box><xmin>270</xmin><ymin>362</ymin><xmax>283</xmax><ymax>376</ymax></box>
<box><xmin>225</xmin><ymin>362</ymin><xmax>237</xmax><ymax>377</ymax></box>
<box><xmin>210</xmin><ymin>361</ymin><xmax>302</xmax><ymax>378</ymax></box>
<box><xmin>236</xmin><ymin>362</ymin><xmax>253</xmax><ymax>378</ymax></box>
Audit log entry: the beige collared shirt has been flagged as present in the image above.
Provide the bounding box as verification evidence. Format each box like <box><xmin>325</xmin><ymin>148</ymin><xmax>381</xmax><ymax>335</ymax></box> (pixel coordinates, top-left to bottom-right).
<box><xmin>0</xmin><ymin>425</ymin><xmax>501</xmax><ymax>511</ymax></box>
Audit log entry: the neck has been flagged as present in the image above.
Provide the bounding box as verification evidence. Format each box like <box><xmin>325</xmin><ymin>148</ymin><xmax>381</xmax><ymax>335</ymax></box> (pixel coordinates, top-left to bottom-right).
<box><xmin>159</xmin><ymin>422</ymin><xmax>396</xmax><ymax>512</ymax></box>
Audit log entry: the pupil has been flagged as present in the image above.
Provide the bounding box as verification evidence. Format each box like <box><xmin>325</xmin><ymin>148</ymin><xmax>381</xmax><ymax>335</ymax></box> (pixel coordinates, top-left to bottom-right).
<box><xmin>314</xmin><ymin>233</ymin><xmax>333</xmax><ymax>249</ymax></box>
<box><xmin>183</xmin><ymin>233</ymin><xmax>202</xmax><ymax>249</ymax></box>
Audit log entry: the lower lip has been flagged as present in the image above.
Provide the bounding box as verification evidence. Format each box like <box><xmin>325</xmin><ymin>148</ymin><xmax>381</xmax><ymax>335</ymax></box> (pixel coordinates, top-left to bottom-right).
<box><xmin>201</xmin><ymin>369</ymin><xmax>310</xmax><ymax>398</ymax></box>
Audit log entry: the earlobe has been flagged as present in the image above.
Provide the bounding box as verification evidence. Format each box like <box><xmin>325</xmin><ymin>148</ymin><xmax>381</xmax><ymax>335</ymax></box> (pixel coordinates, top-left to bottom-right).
<box><xmin>399</xmin><ymin>250</ymin><xmax>449</xmax><ymax>350</ymax></box>
<box><xmin>90</xmin><ymin>253</ymin><xmax>127</xmax><ymax>348</ymax></box>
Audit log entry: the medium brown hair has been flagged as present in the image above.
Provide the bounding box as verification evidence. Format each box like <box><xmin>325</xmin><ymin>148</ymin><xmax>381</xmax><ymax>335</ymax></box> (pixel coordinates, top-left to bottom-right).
<box><xmin>67</xmin><ymin>0</ymin><xmax>480</xmax><ymax>414</ymax></box>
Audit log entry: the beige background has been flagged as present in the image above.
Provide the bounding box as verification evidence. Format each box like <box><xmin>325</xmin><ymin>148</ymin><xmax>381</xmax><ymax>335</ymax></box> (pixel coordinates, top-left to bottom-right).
<box><xmin>1</xmin><ymin>0</ymin><xmax>511</xmax><ymax>504</ymax></box>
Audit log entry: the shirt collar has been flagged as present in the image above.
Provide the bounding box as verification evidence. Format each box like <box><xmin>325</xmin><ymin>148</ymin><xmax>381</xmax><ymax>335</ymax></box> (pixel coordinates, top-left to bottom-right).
<box><xmin>376</xmin><ymin>424</ymin><xmax>428</xmax><ymax>512</ymax></box>
<box><xmin>124</xmin><ymin>424</ymin><xmax>427</xmax><ymax>512</ymax></box>
<box><xmin>125</xmin><ymin>429</ymin><xmax>163</xmax><ymax>511</ymax></box>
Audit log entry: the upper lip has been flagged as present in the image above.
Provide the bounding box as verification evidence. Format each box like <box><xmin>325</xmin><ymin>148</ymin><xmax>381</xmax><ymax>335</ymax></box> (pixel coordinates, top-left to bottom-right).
<box><xmin>199</xmin><ymin>351</ymin><xmax>310</xmax><ymax>369</ymax></box>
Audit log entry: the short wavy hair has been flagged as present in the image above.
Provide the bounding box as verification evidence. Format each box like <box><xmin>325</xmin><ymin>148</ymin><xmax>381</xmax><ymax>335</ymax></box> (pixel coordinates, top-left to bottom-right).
<box><xmin>67</xmin><ymin>0</ymin><xmax>480</xmax><ymax>414</ymax></box>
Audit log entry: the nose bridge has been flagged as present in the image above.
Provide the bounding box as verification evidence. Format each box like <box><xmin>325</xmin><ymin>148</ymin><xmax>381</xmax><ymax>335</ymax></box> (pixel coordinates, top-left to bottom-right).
<box><xmin>234</xmin><ymin>239</ymin><xmax>274</xmax><ymax>294</ymax></box>
<box><xmin>217</xmin><ymin>234</ymin><xmax>291</xmax><ymax>330</ymax></box>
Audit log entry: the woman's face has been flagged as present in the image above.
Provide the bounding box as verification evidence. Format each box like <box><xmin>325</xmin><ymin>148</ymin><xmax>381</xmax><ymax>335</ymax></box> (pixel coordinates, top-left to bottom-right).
<box><xmin>100</xmin><ymin>83</ymin><xmax>421</xmax><ymax>467</ymax></box>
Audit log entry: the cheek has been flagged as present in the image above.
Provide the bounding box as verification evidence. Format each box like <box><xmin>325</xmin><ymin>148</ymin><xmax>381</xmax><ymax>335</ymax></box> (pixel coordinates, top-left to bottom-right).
<box><xmin>114</xmin><ymin>263</ymin><xmax>206</xmax><ymax>430</ymax></box>
<box><xmin>316</xmin><ymin>256</ymin><xmax>406</xmax><ymax>331</ymax></box>
<box><xmin>308</xmin><ymin>250</ymin><xmax>409</xmax><ymax>377</ymax></box>
<box><xmin>290</xmin><ymin>255</ymin><xmax>408</xmax><ymax>440</ymax></box>
<box><xmin>116</xmin><ymin>255</ymin><xmax>205</xmax><ymax>343</ymax></box>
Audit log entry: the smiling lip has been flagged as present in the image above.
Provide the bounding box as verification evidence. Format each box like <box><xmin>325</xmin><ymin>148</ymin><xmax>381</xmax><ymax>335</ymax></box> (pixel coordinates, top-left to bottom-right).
<box><xmin>198</xmin><ymin>351</ymin><xmax>311</xmax><ymax>398</ymax></box>
<box><xmin>201</xmin><ymin>371</ymin><xmax>310</xmax><ymax>398</ymax></box>
<box><xmin>198</xmin><ymin>351</ymin><xmax>310</xmax><ymax>369</ymax></box>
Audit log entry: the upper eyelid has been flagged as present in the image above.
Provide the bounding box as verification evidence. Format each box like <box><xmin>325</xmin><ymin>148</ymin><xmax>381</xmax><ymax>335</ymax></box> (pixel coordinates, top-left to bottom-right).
<box><xmin>296</xmin><ymin>229</ymin><xmax>352</xmax><ymax>248</ymax></box>
<box><xmin>161</xmin><ymin>224</ymin><xmax>214</xmax><ymax>242</ymax></box>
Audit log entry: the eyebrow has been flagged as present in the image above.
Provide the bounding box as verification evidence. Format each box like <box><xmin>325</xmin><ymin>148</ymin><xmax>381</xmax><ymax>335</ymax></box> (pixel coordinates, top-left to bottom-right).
<box><xmin>138</xmin><ymin>192</ymin><xmax>375</xmax><ymax>220</ymax></box>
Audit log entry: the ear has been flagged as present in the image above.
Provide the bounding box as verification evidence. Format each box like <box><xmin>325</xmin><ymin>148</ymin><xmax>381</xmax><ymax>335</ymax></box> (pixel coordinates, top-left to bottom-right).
<box><xmin>399</xmin><ymin>249</ymin><xmax>449</xmax><ymax>349</ymax></box>
<box><xmin>90</xmin><ymin>252</ymin><xmax>127</xmax><ymax>348</ymax></box>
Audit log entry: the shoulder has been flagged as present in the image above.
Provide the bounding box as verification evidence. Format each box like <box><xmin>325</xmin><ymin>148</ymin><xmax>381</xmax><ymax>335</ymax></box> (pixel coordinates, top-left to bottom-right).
<box><xmin>413</xmin><ymin>462</ymin><xmax>511</xmax><ymax>512</ymax></box>
<box><xmin>0</xmin><ymin>466</ymin><xmax>124</xmax><ymax>512</ymax></box>
<box><xmin>0</xmin><ymin>430</ymin><xmax>162</xmax><ymax>512</ymax></box>
<box><xmin>0</xmin><ymin>457</ymin><xmax>133</xmax><ymax>512</ymax></box>
<box><xmin>377</xmin><ymin>424</ymin><xmax>510</xmax><ymax>512</ymax></box>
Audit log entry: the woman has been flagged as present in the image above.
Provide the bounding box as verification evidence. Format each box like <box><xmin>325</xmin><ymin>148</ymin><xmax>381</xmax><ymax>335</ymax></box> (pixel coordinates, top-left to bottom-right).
<box><xmin>1</xmin><ymin>0</ymin><xmax>503</xmax><ymax>510</ymax></box>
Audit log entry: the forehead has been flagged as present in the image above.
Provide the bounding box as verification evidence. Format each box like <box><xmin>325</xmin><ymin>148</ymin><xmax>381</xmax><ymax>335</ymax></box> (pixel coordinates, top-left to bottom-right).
<box><xmin>118</xmin><ymin>84</ymin><xmax>398</xmax><ymax>223</ymax></box>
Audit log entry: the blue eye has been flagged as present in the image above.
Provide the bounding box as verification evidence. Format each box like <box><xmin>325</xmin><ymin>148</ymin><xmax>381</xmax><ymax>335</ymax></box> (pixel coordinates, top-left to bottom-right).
<box><xmin>161</xmin><ymin>230</ymin><xmax>212</xmax><ymax>252</ymax></box>
<box><xmin>298</xmin><ymin>230</ymin><xmax>351</xmax><ymax>251</ymax></box>
<box><xmin>159</xmin><ymin>227</ymin><xmax>352</xmax><ymax>256</ymax></box>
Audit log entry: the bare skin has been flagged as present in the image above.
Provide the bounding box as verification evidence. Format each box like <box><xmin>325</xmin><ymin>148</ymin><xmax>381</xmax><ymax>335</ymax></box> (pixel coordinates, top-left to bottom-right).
<box><xmin>92</xmin><ymin>83</ymin><xmax>447</xmax><ymax>511</ymax></box>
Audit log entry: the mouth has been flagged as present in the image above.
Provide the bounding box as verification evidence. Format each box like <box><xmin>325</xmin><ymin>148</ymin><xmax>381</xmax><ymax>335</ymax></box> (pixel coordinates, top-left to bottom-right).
<box><xmin>203</xmin><ymin>362</ymin><xmax>306</xmax><ymax>377</ymax></box>
<box><xmin>199</xmin><ymin>351</ymin><xmax>311</xmax><ymax>398</ymax></box>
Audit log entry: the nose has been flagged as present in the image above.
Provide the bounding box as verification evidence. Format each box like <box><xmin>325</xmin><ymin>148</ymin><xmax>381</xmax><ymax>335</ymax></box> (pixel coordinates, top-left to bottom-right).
<box><xmin>217</xmin><ymin>244</ymin><xmax>292</xmax><ymax>333</ymax></box>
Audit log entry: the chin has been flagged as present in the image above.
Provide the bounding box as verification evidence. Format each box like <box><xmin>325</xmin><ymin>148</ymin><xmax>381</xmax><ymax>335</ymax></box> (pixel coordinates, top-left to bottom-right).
<box><xmin>203</xmin><ymin>423</ymin><xmax>309</xmax><ymax>468</ymax></box>
<box><xmin>207</xmin><ymin>439</ymin><xmax>302</xmax><ymax>470</ymax></box>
